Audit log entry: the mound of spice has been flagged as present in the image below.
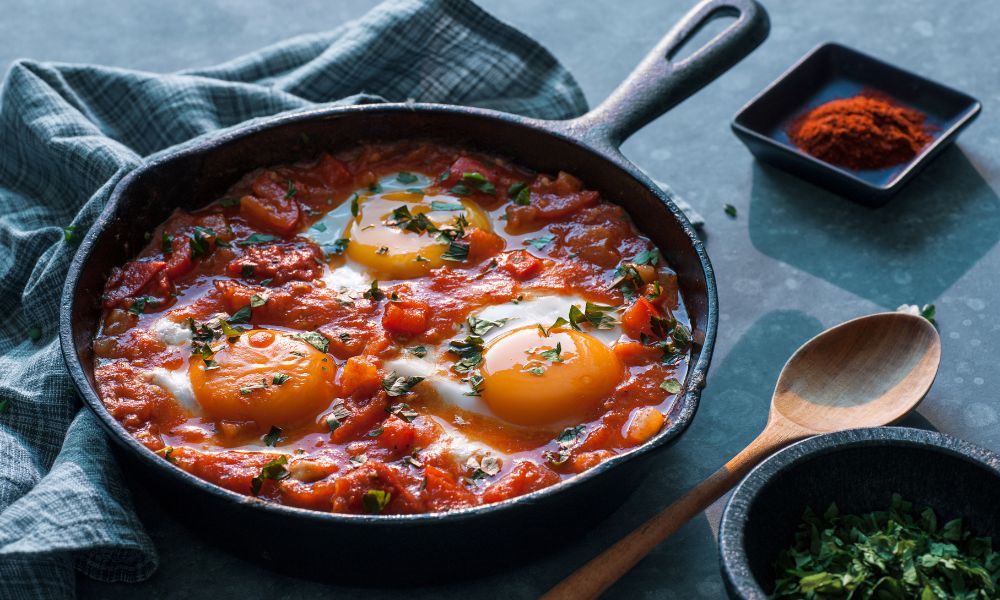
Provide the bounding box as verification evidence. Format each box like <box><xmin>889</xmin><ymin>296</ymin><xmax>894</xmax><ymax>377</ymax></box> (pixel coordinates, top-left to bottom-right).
<box><xmin>787</xmin><ymin>93</ymin><xmax>932</xmax><ymax>170</ymax></box>
<box><xmin>772</xmin><ymin>494</ymin><xmax>1000</xmax><ymax>599</ymax></box>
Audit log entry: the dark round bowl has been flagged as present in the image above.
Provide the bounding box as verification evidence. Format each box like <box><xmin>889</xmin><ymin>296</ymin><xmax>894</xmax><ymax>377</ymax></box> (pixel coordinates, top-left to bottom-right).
<box><xmin>719</xmin><ymin>427</ymin><xmax>1000</xmax><ymax>599</ymax></box>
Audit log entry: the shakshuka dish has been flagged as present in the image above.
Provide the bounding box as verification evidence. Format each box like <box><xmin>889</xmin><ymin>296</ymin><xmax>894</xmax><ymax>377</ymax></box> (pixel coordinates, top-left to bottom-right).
<box><xmin>93</xmin><ymin>142</ymin><xmax>692</xmax><ymax>515</ymax></box>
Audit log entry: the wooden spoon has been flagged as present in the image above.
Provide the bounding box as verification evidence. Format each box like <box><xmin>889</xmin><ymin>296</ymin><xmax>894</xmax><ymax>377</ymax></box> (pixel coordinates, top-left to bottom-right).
<box><xmin>542</xmin><ymin>311</ymin><xmax>941</xmax><ymax>600</ymax></box>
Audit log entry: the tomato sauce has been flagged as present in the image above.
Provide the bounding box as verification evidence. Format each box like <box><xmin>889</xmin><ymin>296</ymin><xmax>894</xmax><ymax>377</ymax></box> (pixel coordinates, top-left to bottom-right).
<box><xmin>93</xmin><ymin>142</ymin><xmax>692</xmax><ymax>515</ymax></box>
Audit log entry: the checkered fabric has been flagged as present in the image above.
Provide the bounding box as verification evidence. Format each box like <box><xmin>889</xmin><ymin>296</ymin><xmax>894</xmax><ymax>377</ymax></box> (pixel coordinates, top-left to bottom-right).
<box><xmin>0</xmin><ymin>0</ymin><xmax>694</xmax><ymax>596</ymax></box>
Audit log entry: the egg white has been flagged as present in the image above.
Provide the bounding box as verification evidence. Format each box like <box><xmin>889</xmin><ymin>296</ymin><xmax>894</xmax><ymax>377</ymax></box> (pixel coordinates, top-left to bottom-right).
<box><xmin>147</xmin><ymin>316</ymin><xmax>201</xmax><ymax>415</ymax></box>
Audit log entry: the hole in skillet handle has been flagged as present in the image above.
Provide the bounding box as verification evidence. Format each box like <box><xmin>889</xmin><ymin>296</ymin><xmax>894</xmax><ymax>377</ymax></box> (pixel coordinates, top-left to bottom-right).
<box><xmin>666</xmin><ymin>6</ymin><xmax>740</xmax><ymax>64</ymax></box>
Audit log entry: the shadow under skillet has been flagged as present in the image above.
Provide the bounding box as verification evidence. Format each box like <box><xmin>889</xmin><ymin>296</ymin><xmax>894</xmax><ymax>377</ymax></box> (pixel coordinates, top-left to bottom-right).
<box><xmin>748</xmin><ymin>147</ymin><xmax>1000</xmax><ymax>309</ymax></box>
<box><xmin>595</xmin><ymin>309</ymin><xmax>825</xmax><ymax>599</ymax></box>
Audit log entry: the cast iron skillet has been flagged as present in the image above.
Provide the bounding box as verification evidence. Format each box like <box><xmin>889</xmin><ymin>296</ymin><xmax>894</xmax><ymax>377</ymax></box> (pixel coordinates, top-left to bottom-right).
<box><xmin>61</xmin><ymin>0</ymin><xmax>768</xmax><ymax>582</ymax></box>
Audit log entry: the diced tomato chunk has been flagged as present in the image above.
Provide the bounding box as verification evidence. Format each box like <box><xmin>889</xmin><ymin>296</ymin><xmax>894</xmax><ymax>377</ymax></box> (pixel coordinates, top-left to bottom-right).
<box><xmin>465</xmin><ymin>228</ymin><xmax>505</xmax><ymax>263</ymax></box>
<box><xmin>422</xmin><ymin>465</ymin><xmax>477</xmax><ymax>511</ymax></box>
<box><xmin>330</xmin><ymin>462</ymin><xmax>421</xmax><ymax>514</ymax></box>
<box><xmin>331</xmin><ymin>393</ymin><xmax>388</xmax><ymax>444</ymax></box>
<box><xmin>482</xmin><ymin>461</ymin><xmax>560</xmax><ymax>504</ymax></box>
<box><xmin>612</xmin><ymin>340</ymin><xmax>664</xmax><ymax>366</ymax></box>
<box><xmin>339</xmin><ymin>355</ymin><xmax>381</xmax><ymax>400</ymax></box>
<box><xmin>241</xmin><ymin>172</ymin><xmax>300</xmax><ymax>233</ymax></box>
<box><xmin>316</xmin><ymin>154</ymin><xmax>352</xmax><ymax>188</ymax></box>
<box><xmin>621</xmin><ymin>296</ymin><xmax>662</xmax><ymax>340</ymax></box>
<box><xmin>442</xmin><ymin>157</ymin><xmax>498</xmax><ymax>190</ymax></box>
<box><xmin>382</xmin><ymin>299</ymin><xmax>430</xmax><ymax>336</ymax></box>
<box><xmin>376</xmin><ymin>414</ymin><xmax>415</xmax><ymax>454</ymax></box>
<box><xmin>102</xmin><ymin>260</ymin><xmax>166</xmax><ymax>308</ymax></box>
<box><xmin>226</xmin><ymin>241</ymin><xmax>322</xmax><ymax>285</ymax></box>
<box><xmin>498</xmin><ymin>250</ymin><xmax>543</xmax><ymax>280</ymax></box>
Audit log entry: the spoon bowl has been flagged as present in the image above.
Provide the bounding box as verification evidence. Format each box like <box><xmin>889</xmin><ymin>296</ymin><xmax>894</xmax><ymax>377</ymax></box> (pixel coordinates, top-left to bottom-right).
<box><xmin>543</xmin><ymin>311</ymin><xmax>941</xmax><ymax>600</ymax></box>
<box><xmin>771</xmin><ymin>312</ymin><xmax>941</xmax><ymax>432</ymax></box>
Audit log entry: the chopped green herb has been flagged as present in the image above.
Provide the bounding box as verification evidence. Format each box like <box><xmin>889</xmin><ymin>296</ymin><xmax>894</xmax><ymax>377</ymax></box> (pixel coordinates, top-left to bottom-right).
<box><xmin>773</xmin><ymin>494</ymin><xmax>999</xmax><ymax>599</ymax></box>
<box><xmin>238</xmin><ymin>233</ymin><xmax>281</xmax><ymax>247</ymax></box>
<box><xmin>162</xmin><ymin>233</ymin><xmax>174</xmax><ymax>255</ymax></box>
<box><xmin>430</xmin><ymin>200</ymin><xmax>465</xmax><ymax>211</ymax></box>
<box><xmin>326</xmin><ymin>399</ymin><xmax>351</xmax><ymax>431</ymax></box>
<box><xmin>467</xmin><ymin>316</ymin><xmax>512</xmax><ymax>336</ymax></box>
<box><xmin>376</xmin><ymin>246</ymin><xmax>389</xmax><ymax>255</ymax></box>
<box><xmin>219</xmin><ymin>319</ymin><xmax>244</xmax><ymax>342</ymax></box>
<box><xmin>524</xmin><ymin>235</ymin><xmax>555</xmax><ymax>250</ymax></box>
<box><xmin>441</xmin><ymin>241</ymin><xmax>469</xmax><ymax>262</ymax></box>
<box><xmin>367</xmin><ymin>427</ymin><xmax>384</xmax><ymax>437</ymax></box>
<box><xmin>288</xmin><ymin>331</ymin><xmax>329</xmax><ymax>353</ymax></box>
<box><xmin>921</xmin><ymin>303</ymin><xmax>936</xmax><ymax>323</ymax></box>
<box><xmin>450</xmin><ymin>183</ymin><xmax>472</xmax><ymax>196</ymax></box>
<box><xmin>189</xmin><ymin>226</ymin><xmax>215</xmax><ymax>258</ymax></box>
<box><xmin>660</xmin><ymin>378</ymin><xmax>682</xmax><ymax>394</ymax></box>
<box><xmin>272</xmin><ymin>373</ymin><xmax>291</xmax><ymax>385</ymax></box>
<box><xmin>285</xmin><ymin>179</ymin><xmax>297</xmax><ymax>199</ymax></box>
<box><xmin>229</xmin><ymin>305</ymin><xmax>252</xmax><ymax>324</ymax></box>
<box><xmin>466</xmin><ymin>455</ymin><xmax>501</xmax><ymax>480</ymax></box>
<box><xmin>539</xmin><ymin>343</ymin><xmax>563</xmax><ymax>363</ymax></box>
<box><xmin>363</xmin><ymin>489</ymin><xmax>391</xmax><ymax>514</ymax></box>
<box><xmin>387</xmin><ymin>403</ymin><xmax>418</xmax><ymax>423</ymax></box>
<box><xmin>349</xmin><ymin>453</ymin><xmax>367</xmax><ymax>469</ymax></box>
<box><xmin>250</xmin><ymin>294</ymin><xmax>268</xmax><ymax>308</ymax></box>
<box><xmin>328</xmin><ymin>238</ymin><xmax>350</xmax><ymax>255</ymax></box>
<box><xmin>349</xmin><ymin>193</ymin><xmax>360</xmax><ymax>217</ymax></box>
<box><xmin>240</xmin><ymin>264</ymin><xmax>254</xmax><ymax>278</ymax></box>
<box><xmin>157</xmin><ymin>446</ymin><xmax>177</xmax><ymax>464</ymax></box>
<box><xmin>363</xmin><ymin>280</ymin><xmax>385</xmax><ymax>302</ymax></box>
<box><xmin>368</xmin><ymin>182</ymin><xmax>383</xmax><ymax>194</ymax></box>
<box><xmin>461</xmin><ymin>172</ymin><xmax>496</xmax><ymax>195</ymax></box>
<box><xmin>543</xmin><ymin>425</ymin><xmax>587</xmax><ymax>465</ymax></box>
<box><xmin>447</xmin><ymin>335</ymin><xmax>485</xmax><ymax>374</ymax></box>
<box><xmin>219</xmin><ymin>197</ymin><xmax>241</xmax><ymax>208</ymax></box>
<box><xmin>508</xmin><ymin>182</ymin><xmax>530</xmax><ymax>206</ymax></box>
<box><xmin>250</xmin><ymin>455</ymin><xmax>289</xmax><ymax>495</ymax></box>
<box><xmin>382</xmin><ymin>372</ymin><xmax>424</xmax><ymax>397</ymax></box>
<box><xmin>723</xmin><ymin>203</ymin><xmax>737</xmax><ymax>218</ymax></box>
<box><xmin>396</xmin><ymin>172</ymin><xmax>418</xmax><ymax>184</ymax></box>
<box><xmin>128</xmin><ymin>296</ymin><xmax>159</xmax><ymax>316</ymax></box>
<box><xmin>239</xmin><ymin>378</ymin><xmax>269</xmax><ymax>395</ymax></box>
<box><xmin>62</xmin><ymin>225</ymin><xmax>77</xmax><ymax>243</ymax></box>
<box><xmin>311</xmin><ymin>221</ymin><xmax>327</xmax><ymax>232</ymax></box>
<box><xmin>632</xmin><ymin>249</ymin><xmax>658</xmax><ymax>266</ymax></box>
<box><xmin>263</xmin><ymin>426</ymin><xmax>284</xmax><ymax>446</ymax></box>
<box><xmin>527</xmin><ymin>366</ymin><xmax>545</xmax><ymax>376</ymax></box>
<box><xmin>464</xmin><ymin>373</ymin><xmax>484</xmax><ymax>397</ymax></box>
<box><xmin>409</xmin><ymin>346</ymin><xmax>427</xmax><ymax>357</ymax></box>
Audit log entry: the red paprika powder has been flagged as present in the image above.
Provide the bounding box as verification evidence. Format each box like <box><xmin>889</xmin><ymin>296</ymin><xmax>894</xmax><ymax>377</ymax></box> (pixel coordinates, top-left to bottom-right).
<box><xmin>787</xmin><ymin>93</ymin><xmax>932</xmax><ymax>170</ymax></box>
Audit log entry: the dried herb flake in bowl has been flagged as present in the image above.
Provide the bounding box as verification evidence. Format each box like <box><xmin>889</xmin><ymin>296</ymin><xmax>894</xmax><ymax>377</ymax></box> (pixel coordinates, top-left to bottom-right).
<box><xmin>772</xmin><ymin>494</ymin><xmax>1000</xmax><ymax>599</ymax></box>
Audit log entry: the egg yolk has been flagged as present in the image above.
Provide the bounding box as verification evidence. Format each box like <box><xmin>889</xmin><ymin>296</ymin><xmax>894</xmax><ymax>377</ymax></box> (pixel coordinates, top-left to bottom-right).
<box><xmin>345</xmin><ymin>190</ymin><xmax>491</xmax><ymax>279</ymax></box>
<box><xmin>188</xmin><ymin>329</ymin><xmax>337</xmax><ymax>427</ymax></box>
<box><xmin>479</xmin><ymin>326</ymin><xmax>624</xmax><ymax>426</ymax></box>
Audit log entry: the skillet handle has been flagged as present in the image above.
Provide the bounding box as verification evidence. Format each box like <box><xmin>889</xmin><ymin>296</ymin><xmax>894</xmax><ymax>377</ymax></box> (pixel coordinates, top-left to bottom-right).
<box><xmin>562</xmin><ymin>0</ymin><xmax>769</xmax><ymax>150</ymax></box>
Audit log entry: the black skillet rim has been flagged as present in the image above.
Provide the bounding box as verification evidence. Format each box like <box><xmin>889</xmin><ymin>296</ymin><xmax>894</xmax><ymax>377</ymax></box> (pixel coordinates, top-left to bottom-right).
<box><xmin>59</xmin><ymin>101</ymin><xmax>719</xmax><ymax>527</ymax></box>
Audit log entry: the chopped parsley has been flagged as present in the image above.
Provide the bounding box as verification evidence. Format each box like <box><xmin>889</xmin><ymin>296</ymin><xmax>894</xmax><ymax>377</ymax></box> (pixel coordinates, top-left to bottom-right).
<box><xmin>464</xmin><ymin>373</ymin><xmax>484</xmax><ymax>397</ymax></box>
<box><xmin>363</xmin><ymin>280</ymin><xmax>385</xmax><ymax>302</ymax></box>
<box><xmin>430</xmin><ymin>200</ymin><xmax>465</xmax><ymax>211</ymax></box>
<box><xmin>239</xmin><ymin>378</ymin><xmax>269</xmax><ymax>395</ymax></box>
<box><xmin>539</xmin><ymin>342</ymin><xmax>563</xmax><ymax>363</ymax></box>
<box><xmin>349</xmin><ymin>193</ymin><xmax>360</xmax><ymax>217</ymax></box>
<box><xmin>524</xmin><ymin>235</ymin><xmax>555</xmax><ymax>250</ymax></box>
<box><xmin>327</xmin><ymin>238</ymin><xmax>350</xmax><ymax>255</ymax></box>
<box><xmin>272</xmin><ymin>373</ymin><xmax>290</xmax><ymax>385</ymax></box>
<box><xmin>349</xmin><ymin>453</ymin><xmax>368</xmax><ymax>469</ymax></box>
<box><xmin>311</xmin><ymin>221</ymin><xmax>327</xmax><ymax>232</ymax></box>
<box><xmin>363</xmin><ymin>489</ymin><xmax>391</xmax><ymax>514</ymax></box>
<box><xmin>162</xmin><ymin>233</ymin><xmax>174</xmax><ymax>255</ymax></box>
<box><xmin>219</xmin><ymin>197</ymin><xmax>241</xmax><ymax>208</ymax></box>
<box><xmin>450</xmin><ymin>183</ymin><xmax>472</xmax><ymax>196</ymax></box>
<box><xmin>527</xmin><ymin>366</ymin><xmax>546</xmax><ymax>376</ymax></box>
<box><xmin>773</xmin><ymin>494</ymin><xmax>999</xmax><ymax>599</ymax></box>
<box><xmin>376</xmin><ymin>246</ymin><xmax>389</xmax><ymax>255</ymax></box>
<box><xmin>157</xmin><ymin>446</ymin><xmax>177</xmax><ymax>464</ymax></box>
<box><xmin>447</xmin><ymin>335</ymin><xmax>485</xmax><ymax>374</ymax></box>
<box><xmin>189</xmin><ymin>226</ymin><xmax>215</xmax><ymax>258</ymax></box>
<box><xmin>408</xmin><ymin>345</ymin><xmax>427</xmax><ymax>358</ymax></box>
<box><xmin>288</xmin><ymin>331</ymin><xmax>329</xmax><ymax>353</ymax></box>
<box><xmin>724</xmin><ymin>203</ymin><xmax>737</xmax><ymax>218</ymax></box>
<box><xmin>467</xmin><ymin>316</ymin><xmax>512</xmax><ymax>336</ymax></box>
<box><xmin>543</xmin><ymin>425</ymin><xmax>587</xmax><ymax>465</ymax></box>
<box><xmin>508</xmin><ymin>182</ymin><xmax>530</xmax><ymax>205</ymax></box>
<box><xmin>466</xmin><ymin>455</ymin><xmax>501</xmax><ymax>480</ymax></box>
<box><xmin>228</xmin><ymin>305</ymin><xmax>252</xmax><ymax>324</ymax></box>
<box><xmin>326</xmin><ymin>399</ymin><xmax>351</xmax><ymax>431</ymax></box>
<box><xmin>461</xmin><ymin>172</ymin><xmax>496</xmax><ymax>195</ymax></box>
<box><xmin>386</xmin><ymin>402</ymin><xmax>418</xmax><ymax>423</ymax></box>
<box><xmin>609</xmin><ymin>263</ymin><xmax>645</xmax><ymax>301</ymax></box>
<box><xmin>128</xmin><ymin>296</ymin><xmax>159</xmax><ymax>316</ymax></box>
<box><xmin>263</xmin><ymin>426</ymin><xmax>284</xmax><ymax>446</ymax></box>
<box><xmin>250</xmin><ymin>293</ymin><xmax>268</xmax><ymax>308</ymax></box>
<box><xmin>250</xmin><ymin>455</ymin><xmax>289</xmax><ymax>496</ymax></box>
<box><xmin>284</xmin><ymin>179</ymin><xmax>297</xmax><ymax>199</ymax></box>
<box><xmin>367</xmin><ymin>427</ymin><xmax>384</xmax><ymax>437</ymax></box>
<box><xmin>240</xmin><ymin>264</ymin><xmax>254</xmax><ymax>278</ymax></box>
<box><xmin>62</xmin><ymin>225</ymin><xmax>77</xmax><ymax>243</ymax></box>
<box><xmin>632</xmin><ymin>249</ymin><xmax>658</xmax><ymax>266</ymax></box>
<box><xmin>568</xmin><ymin>302</ymin><xmax>619</xmax><ymax>331</ymax></box>
<box><xmin>238</xmin><ymin>233</ymin><xmax>281</xmax><ymax>247</ymax></box>
<box><xmin>382</xmin><ymin>372</ymin><xmax>424</xmax><ymax>397</ymax></box>
<box><xmin>660</xmin><ymin>378</ymin><xmax>682</xmax><ymax>394</ymax></box>
<box><xmin>396</xmin><ymin>172</ymin><xmax>418</xmax><ymax>184</ymax></box>
<box><xmin>441</xmin><ymin>240</ymin><xmax>469</xmax><ymax>262</ymax></box>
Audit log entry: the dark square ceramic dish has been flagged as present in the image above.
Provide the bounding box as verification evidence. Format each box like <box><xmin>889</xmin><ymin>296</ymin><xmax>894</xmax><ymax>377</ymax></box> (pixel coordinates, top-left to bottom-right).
<box><xmin>731</xmin><ymin>42</ymin><xmax>981</xmax><ymax>206</ymax></box>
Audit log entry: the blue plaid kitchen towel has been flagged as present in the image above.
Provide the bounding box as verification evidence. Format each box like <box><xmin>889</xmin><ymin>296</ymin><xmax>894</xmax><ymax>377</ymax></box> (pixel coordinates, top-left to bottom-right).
<box><xmin>0</xmin><ymin>0</ymin><xmax>697</xmax><ymax>596</ymax></box>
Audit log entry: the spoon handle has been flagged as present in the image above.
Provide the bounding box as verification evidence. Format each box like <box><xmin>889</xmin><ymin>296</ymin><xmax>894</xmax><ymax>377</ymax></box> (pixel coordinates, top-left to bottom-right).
<box><xmin>541</xmin><ymin>424</ymin><xmax>801</xmax><ymax>600</ymax></box>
